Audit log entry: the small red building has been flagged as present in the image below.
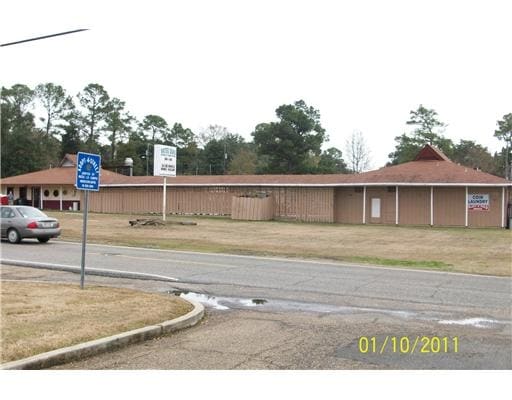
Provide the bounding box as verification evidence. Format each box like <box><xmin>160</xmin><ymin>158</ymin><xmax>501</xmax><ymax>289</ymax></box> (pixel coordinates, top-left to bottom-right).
<box><xmin>0</xmin><ymin>154</ymin><xmax>123</xmax><ymax>211</ymax></box>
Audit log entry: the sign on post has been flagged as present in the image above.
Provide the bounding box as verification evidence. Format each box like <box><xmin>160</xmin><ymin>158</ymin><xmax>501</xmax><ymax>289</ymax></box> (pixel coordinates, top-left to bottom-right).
<box><xmin>76</xmin><ymin>152</ymin><xmax>101</xmax><ymax>191</ymax></box>
<box><xmin>153</xmin><ymin>145</ymin><xmax>176</xmax><ymax>221</ymax></box>
<box><xmin>76</xmin><ymin>152</ymin><xmax>101</xmax><ymax>289</ymax></box>
<box><xmin>153</xmin><ymin>145</ymin><xmax>176</xmax><ymax>177</ymax></box>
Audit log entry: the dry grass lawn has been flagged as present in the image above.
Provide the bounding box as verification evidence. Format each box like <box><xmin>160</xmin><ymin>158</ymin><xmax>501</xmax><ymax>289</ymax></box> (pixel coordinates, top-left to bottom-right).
<box><xmin>47</xmin><ymin>211</ymin><xmax>512</xmax><ymax>276</ymax></box>
<box><xmin>0</xmin><ymin>281</ymin><xmax>192</xmax><ymax>363</ymax></box>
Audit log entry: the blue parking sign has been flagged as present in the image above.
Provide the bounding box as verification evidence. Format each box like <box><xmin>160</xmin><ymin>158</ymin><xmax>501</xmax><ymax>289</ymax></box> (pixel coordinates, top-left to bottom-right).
<box><xmin>76</xmin><ymin>152</ymin><xmax>101</xmax><ymax>191</ymax></box>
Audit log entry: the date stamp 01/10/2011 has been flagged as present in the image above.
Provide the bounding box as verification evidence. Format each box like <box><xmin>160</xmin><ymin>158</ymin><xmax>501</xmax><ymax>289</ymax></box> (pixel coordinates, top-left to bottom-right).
<box><xmin>358</xmin><ymin>336</ymin><xmax>459</xmax><ymax>355</ymax></box>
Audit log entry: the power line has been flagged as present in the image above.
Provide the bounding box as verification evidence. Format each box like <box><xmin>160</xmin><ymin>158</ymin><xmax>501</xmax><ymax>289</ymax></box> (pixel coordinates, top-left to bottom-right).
<box><xmin>1</xmin><ymin>29</ymin><xmax>89</xmax><ymax>47</ymax></box>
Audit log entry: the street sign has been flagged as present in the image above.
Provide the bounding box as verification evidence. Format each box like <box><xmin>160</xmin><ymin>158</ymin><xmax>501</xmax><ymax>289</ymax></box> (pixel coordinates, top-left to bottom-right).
<box><xmin>75</xmin><ymin>152</ymin><xmax>101</xmax><ymax>289</ymax></box>
<box><xmin>76</xmin><ymin>152</ymin><xmax>101</xmax><ymax>191</ymax></box>
<box><xmin>153</xmin><ymin>144</ymin><xmax>176</xmax><ymax>177</ymax></box>
<box><xmin>153</xmin><ymin>145</ymin><xmax>176</xmax><ymax>221</ymax></box>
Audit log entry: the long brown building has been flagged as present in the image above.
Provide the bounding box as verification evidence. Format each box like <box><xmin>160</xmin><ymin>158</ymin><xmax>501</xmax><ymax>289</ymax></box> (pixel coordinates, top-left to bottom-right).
<box><xmin>1</xmin><ymin>145</ymin><xmax>511</xmax><ymax>228</ymax></box>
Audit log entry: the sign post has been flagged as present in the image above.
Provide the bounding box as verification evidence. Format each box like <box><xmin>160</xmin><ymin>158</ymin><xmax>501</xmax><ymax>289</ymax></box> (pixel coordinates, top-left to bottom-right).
<box><xmin>75</xmin><ymin>152</ymin><xmax>101</xmax><ymax>289</ymax></box>
<box><xmin>153</xmin><ymin>145</ymin><xmax>176</xmax><ymax>221</ymax></box>
<box><xmin>80</xmin><ymin>191</ymin><xmax>89</xmax><ymax>288</ymax></box>
<box><xmin>163</xmin><ymin>177</ymin><xmax>167</xmax><ymax>221</ymax></box>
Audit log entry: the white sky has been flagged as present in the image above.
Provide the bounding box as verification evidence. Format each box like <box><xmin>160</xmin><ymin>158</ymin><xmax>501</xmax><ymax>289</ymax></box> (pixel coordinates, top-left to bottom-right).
<box><xmin>1</xmin><ymin>0</ymin><xmax>511</xmax><ymax>168</ymax></box>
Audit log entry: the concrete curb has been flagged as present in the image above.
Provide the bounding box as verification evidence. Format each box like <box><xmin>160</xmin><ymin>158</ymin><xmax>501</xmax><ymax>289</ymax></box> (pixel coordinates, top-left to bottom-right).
<box><xmin>0</xmin><ymin>259</ymin><xmax>178</xmax><ymax>282</ymax></box>
<box><xmin>0</xmin><ymin>299</ymin><xmax>204</xmax><ymax>370</ymax></box>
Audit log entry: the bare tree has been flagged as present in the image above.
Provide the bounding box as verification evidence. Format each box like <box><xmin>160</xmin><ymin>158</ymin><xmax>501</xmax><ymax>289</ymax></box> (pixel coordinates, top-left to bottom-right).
<box><xmin>198</xmin><ymin>124</ymin><xmax>229</xmax><ymax>147</ymax></box>
<box><xmin>345</xmin><ymin>131</ymin><xmax>371</xmax><ymax>173</ymax></box>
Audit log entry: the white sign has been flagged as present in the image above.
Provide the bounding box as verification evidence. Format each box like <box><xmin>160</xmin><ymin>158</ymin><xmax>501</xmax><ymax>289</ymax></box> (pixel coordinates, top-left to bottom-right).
<box><xmin>153</xmin><ymin>144</ymin><xmax>176</xmax><ymax>176</ymax></box>
<box><xmin>468</xmin><ymin>194</ymin><xmax>490</xmax><ymax>211</ymax></box>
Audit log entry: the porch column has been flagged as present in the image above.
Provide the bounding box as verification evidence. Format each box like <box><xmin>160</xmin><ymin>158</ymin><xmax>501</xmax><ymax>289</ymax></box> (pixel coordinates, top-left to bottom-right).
<box><xmin>430</xmin><ymin>186</ymin><xmax>434</xmax><ymax>226</ymax></box>
<box><xmin>395</xmin><ymin>186</ymin><xmax>399</xmax><ymax>225</ymax></box>
<box><xmin>40</xmin><ymin>185</ymin><xmax>43</xmax><ymax>209</ymax></box>
<box><xmin>465</xmin><ymin>186</ymin><xmax>468</xmax><ymax>227</ymax></box>
<box><xmin>362</xmin><ymin>186</ymin><xmax>367</xmax><ymax>224</ymax></box>
<box><xmin>60</xmin><ymin>186</ymin><xmax>63</xmax><ymax>211</ymax></box>
<box><xmin>501</xmin><ymin>187</ymin><xmax>505</xmax><ymax>228</ymax></box>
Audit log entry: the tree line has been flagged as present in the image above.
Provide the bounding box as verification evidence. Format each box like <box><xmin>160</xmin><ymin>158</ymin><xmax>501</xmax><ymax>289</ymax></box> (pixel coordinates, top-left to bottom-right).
<box><xmin>389</xmin><ymin>105</ymin><xmax>512</xmax><ymax>179</ymax></box>
<box><xmin>1</xmin><ymin>83</ymin><xmax>510</xmax><ymax>179</ymax></box>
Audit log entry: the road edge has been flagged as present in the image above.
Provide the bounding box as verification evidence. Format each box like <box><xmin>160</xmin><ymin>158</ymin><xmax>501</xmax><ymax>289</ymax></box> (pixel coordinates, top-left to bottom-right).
<box><xmin>0</xmin><ymin>259</ymin><xmax>178</xmax><ymax>282</ymax></box>
<box><xmin>0</xmin><ymin>299</ymin><xmax>204</xmax><ymax>370</ymax></box>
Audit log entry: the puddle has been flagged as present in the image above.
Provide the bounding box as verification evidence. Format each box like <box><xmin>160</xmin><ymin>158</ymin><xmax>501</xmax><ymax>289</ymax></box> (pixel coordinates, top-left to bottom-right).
<box><xmin>167</xmin><ymin>290</ymin><xmax>230</xmax><ymax>310</ymax></box>
<box><xmin>438</xmin><ymin>318</ymin><xmax>505</xmax><ymax>328</ymax></box>
<box><xmin>167</xmin><ymin>289</ymin><xmax>420</xmax><ymax>316</ymax></box>
<box><xmin>239</xmin><ymin>298</ymin><xmax>268</xmax><ymax>307</ymax></box>
<box><xmin>167</xmin><ymin>290</ymin><xmax>270</xmax><ymax>311</ymax></box>
<box><xmin>165</xmin><ymin>290</ymin><xmax>509</xmax><ymax>329</ymax></box>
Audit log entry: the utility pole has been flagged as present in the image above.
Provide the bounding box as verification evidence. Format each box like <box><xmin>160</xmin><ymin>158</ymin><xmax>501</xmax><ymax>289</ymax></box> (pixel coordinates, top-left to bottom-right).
<box><xmin>146</xmin><ymin>143</ymin><xmax>149</xmax><ymax>176</ymax></box>
<box><xmin>506</xmin><ymin>144</ymin><xmax>511</xmax><ymax>181</ymax></box>
<box><xmin>223</xmin><ymin>142</ymin><xmax>227</xmax><ymax>174</ymax></box>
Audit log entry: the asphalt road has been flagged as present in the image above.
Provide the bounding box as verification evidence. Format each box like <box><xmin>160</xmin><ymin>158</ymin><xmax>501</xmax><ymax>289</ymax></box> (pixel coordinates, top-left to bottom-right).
<box><xmin>1</xmin><ymin>240</ymin><xmax>511</xmax><ymax>369</ymax></box>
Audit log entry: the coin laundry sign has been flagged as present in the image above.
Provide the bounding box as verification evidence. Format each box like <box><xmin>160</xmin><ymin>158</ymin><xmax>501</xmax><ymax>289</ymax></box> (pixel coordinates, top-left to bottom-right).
<box><xmin>467</xmin><ymin>194</ymin><xmax>490</xmax><ymax>211</ymax></box>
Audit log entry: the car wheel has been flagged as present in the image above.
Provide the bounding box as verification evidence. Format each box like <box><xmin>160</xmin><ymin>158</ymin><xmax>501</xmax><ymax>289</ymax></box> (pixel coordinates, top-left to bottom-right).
<box><xmin>37</xmin><ymin>237</ymin><xmax>50</xmax><ymax>243</ymax></box>
<box><xmin>7</xmin><ymin>229</ymin><xmax>21</xmax><ymax>244</ymax></box>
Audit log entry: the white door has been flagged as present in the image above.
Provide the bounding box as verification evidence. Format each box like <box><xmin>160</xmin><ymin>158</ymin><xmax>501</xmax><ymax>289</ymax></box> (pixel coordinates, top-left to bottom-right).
<box><xmin>371</xmin><ymin>198</ymin><xmax>381</xmax><ymax>218</ymax></box>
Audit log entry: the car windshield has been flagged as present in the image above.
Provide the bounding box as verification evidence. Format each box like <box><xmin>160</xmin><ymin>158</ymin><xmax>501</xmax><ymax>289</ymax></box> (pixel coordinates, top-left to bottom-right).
<box><xmin>17</xmin><ymin>207</ymin><xmax>48</xmax><ymax>218</ymax></box>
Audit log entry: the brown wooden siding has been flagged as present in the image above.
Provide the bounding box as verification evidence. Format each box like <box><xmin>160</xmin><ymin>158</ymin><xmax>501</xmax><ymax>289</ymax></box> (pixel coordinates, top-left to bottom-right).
<box><xmin>334</xmin><ymin>187</ymin><xmax>363</xmax><ymax>224</ymax></box>
<box><xmin>366</xmin><ymin>187</ymin><xmax>396</xmax><ymax>224</ymax></box>
<box><xmin>86</xmin><ymin>185</ymin><xmax>509</xmax><ymax>227</ymax></box>
<box><xmin>433</xmin><ymin>187</ymin><xmax>465</xmax><ymax>226</ymax></box>
<box><xmin>398</xmin><ymin>187</ymin><xmax>430</xmax><ymax>225</ymax></box>
<box><xmin>88</xmin><ymin>186</ymin><xmax>334</xmax><ymax>223</ymax></box>
<box><xmin>277</xmin><ymin>187</ymin><xmax>333</xmax><ymax>222</ymax></box>
<box><xmin>166</xmin><ymin>187</ymin><xmax>240</xmax><ymax>215</ymax></box>
<box><xmin>88</xmin><ymin>187</ymin><xmax>162</xmax><ymax>213</ymax></box>
<box><xmin>468</xmin><ymin>187</ymin><xmax>502</xmax><ymax>228</ymax></box>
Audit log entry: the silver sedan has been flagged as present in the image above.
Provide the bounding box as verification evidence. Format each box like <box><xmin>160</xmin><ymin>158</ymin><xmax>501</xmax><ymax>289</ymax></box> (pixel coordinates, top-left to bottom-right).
<box><xmin>0</xmin><ymin>206</ymin><xmax>61</xmax><ymax>243</ymax></box>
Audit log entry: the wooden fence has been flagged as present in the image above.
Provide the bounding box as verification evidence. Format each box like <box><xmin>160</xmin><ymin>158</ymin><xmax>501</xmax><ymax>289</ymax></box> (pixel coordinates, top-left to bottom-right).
<box><xmin>231</xmin><ymin>196</ymin><xmax>274</xmax><ymax>220</ymax></box>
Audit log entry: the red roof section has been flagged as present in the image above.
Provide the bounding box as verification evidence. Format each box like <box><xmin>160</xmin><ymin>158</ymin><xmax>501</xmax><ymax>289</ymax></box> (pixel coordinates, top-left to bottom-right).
<box><xmin>101</xmin><ymin>174</ymin><xmax>351</xmax><ymax>186</ymax></box>
<box><xmin>0</xmin><ymin>166</ymin><xmax>125</xmax><ymax>186</ymax></box>
<box><xmin>414</xmin><ymin>144</ymin><xmax>451</xmax><ymax>161</ymax></box>
<box><xmin>96</xmin><ymin>162</ymin><xmax>509</xmax><ymax>186</ymax></box>
<box><xmin>348</xmin><ymin>160</ymin><xmax>510</xmax><ymax>185</ymax></box>
<box><xmin>1</xmin><ymin>147</ymin><xmax>510</xmax><ymax>187</ymax></box>
<box><xmin>60</xmin><ymin>154</ymin><xmax>77</xmax><ymax>166</ymax></box>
